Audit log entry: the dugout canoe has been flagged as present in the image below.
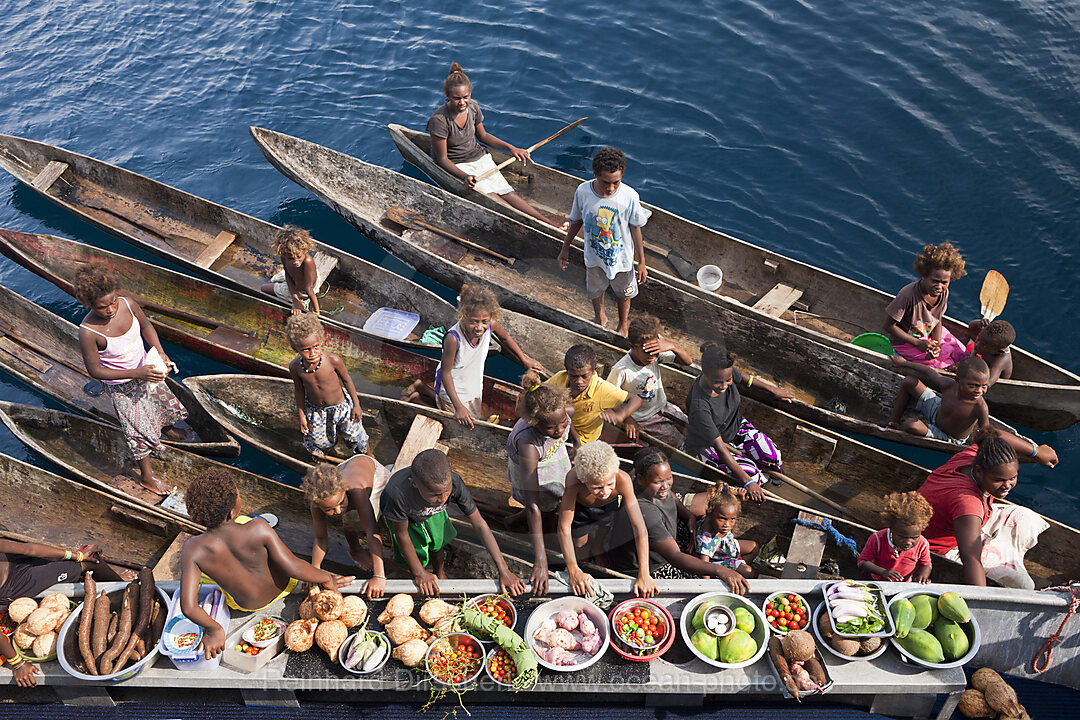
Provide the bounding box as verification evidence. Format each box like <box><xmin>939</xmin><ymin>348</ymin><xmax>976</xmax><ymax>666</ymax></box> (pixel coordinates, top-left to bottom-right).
<box><xmin>390</xmin><ymin>124</ymin><xmax>1080</xmax><ymax>432</ymax></box>
<box><xmin>0</xmin><ymin>229</ymin><xmax>521</xmax><ymax>423</ymax></box>
<box><xmin>0</xmin><ymin>281</ymin><xmax>238</xmax><ymax>457</ymax></box>
<box><xmin>250</xmin><ymin>127</ymin><xmax>1020</xmax><ymax>455</ymax></box>
<box><xmin>0</xmin><ymin>451</ymin><xmax>186</xmax><ymax>575</ymax></box>
<box><xmin>0</xmin><ymin>133</ymin><xmax>458</xmax><ymax>352</ymax></box>
<box><xmin>179</xmin><ymin>373</ymin><xmax>906</xmax><ymax>582</ymax></box>
<box><xmin>0</xmin><ymin>400</ymin><xmax>357</xmax><ymax>573</ymax></box>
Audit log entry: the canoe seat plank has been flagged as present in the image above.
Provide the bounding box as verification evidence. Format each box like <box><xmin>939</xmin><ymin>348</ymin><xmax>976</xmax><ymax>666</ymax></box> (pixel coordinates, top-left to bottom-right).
<box><xmin>781</xmin><ymin>511</ymin><xmax>826</xmax><ymax>580</ymax></box>
<box><xmin>791</xmin><ymin>425</ymin><xmax>837</xmax><ymax>469</ymax></box>
<box><xmin>109</xmin><ymin>503</ymin><xmax>169</xmax><ymax>536</ymax></box>
<box><xmin>153</xmin><ymin>531</ymin><xmax>194</xmax><ymax>583</ymax></box>
<box><xmin>390</xmin><ymin>415</ymin><xmax>444</xmax><ymax>475</ymax></box>
<box><xmin>752</xmin><ymin>283</ymin><xmax>803</xmax><ymax>318</ymax></box>
<box><xmin>204</xmin><ymin>326</ymin><xmax>262</xmax><ymax>355</ymax></box>
<box><xmin>0</xmin><ymin>336</ymin><xmax>52</xmax><ymax>373</ymax></box>
<box><xmin>109</xmin><ymin>473</ymin><xmax>167</xmax><ymax>508</ymax></box>
<box><xmin>193</xmin><ymin>230</ymin><xmax>237</xmax><ymax>269</ymax></box>
<box><xmin>310</xmin><ymin>250</ymin><xmax>339</xmax><ymax>293</ymax></box>
<box><xmin>31</xmin><ymin>161</ymin><xmax>69</xmax><ymax>191</ymax></box>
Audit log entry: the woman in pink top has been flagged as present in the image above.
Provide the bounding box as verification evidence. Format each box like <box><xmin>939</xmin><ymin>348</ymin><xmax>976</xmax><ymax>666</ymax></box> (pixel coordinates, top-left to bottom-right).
<box><xmin>75</xmin><ymin>264</ymin><xmax>187</xmax><ymax>495</ymax></box>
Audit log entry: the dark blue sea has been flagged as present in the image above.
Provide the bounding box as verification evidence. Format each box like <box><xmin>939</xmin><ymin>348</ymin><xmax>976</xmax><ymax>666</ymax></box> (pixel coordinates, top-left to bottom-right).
<box><xmin>0</xmin><ymin>0</ymin><xmax>1077</xmax><ymax>526</ymax></box>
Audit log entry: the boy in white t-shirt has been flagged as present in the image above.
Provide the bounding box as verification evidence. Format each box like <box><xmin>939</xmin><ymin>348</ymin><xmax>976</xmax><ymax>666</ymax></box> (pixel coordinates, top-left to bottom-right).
<box><xmin>607</xmin><ymin>315</ymin><xmax>694</xmax><ymax>447</ymax></box>
<box><xmin>557</xmin><ymin>146</ymin><xmax>649</xmax><ymax>337</ymax></box>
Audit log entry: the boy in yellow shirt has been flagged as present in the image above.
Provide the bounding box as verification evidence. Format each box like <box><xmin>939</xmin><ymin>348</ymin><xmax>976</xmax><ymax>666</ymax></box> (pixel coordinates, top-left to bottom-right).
<box><xmin>546</xmin><ymin>344</ymin><xmax>641</xmax><ymax>443</ymax></box>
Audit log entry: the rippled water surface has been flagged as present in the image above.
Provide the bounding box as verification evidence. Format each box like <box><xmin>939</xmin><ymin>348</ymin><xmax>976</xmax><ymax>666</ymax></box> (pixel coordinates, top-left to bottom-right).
<box><xmin>0</xmin><ymin>0</ymin><xmax>1077</xmax><ymax>521</ymax></box>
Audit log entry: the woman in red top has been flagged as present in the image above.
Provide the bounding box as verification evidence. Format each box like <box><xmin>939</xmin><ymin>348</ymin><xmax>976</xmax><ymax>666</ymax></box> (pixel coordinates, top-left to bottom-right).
<box><xmin>917</xmin><ymin>432</ymin><xmax>1021</xmax><ymax>585</ymax></box>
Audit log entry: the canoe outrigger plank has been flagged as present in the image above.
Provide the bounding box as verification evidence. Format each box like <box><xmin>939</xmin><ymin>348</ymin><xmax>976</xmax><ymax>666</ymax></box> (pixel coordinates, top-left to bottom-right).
<box><xmin>391</xmin><ymin>414</ymin><xmax>444</xmax><ymax>474</ymax></box>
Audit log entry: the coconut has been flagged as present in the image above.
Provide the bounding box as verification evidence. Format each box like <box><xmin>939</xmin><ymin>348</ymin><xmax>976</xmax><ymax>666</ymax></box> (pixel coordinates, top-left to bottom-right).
<box><xmin>781</xmin><ymin>629</ymin><xmax>816</xmax><ymax>663</ymax></box>
<box><xmin>24</xmin><ymin>607</ymin><xmax>63</xmax><ymax>635</ymax></box>
<box><xmin>957</xmin><ymin>689</ymin><xmax>994</xmax><ymax>718</ymax></box>
<box><xmin>12</xmin><ymin>624</ymin><xmax>36</xmax><ymax>649</ymax></box>
<box><xmin>377</xmin><ymin>593</ymin><xmax>413</xmax><ymax>624</ymax></box>
<box><xmin>31</xmin><ymin>631</ymin><xmax>57</xmax><ymax>659</ymax></box>
<box><xmin>284</xmin><ymin>619</ymin><xmax>318</xmax><ymax>652</ymax></box>
<box><xmin>6</xmin><ymin>597</ymin><xmax>37</xmax><ymax>624</ymax></box>
<box><xmin>858</xmin><ymin>636</ymin><xmax>882</xmax><ymax>655</ymax></box>
<box><xmin>39</xmin><ymin>593</ymin><xmax>69</xmax><ymax>612</ymax></box>
<box><xmin>829</xmin><ymin>634</ymin><xmax>862</xmax><ymax>657</ymax></box>
<box><xmin>970</xmin><ymin>667</ymin><xmax>1005</xmax><ymax>692</ymax></box>
<box><xmin>314</xmin><ymin>619</ymin><xmax>348</xmax><ymax>659</ymax></box>
<box><xmin>816</xmin><ymin>609</ymin><xmax>834</xmax><ymax>640</ymax></box>
<box><xmin>338</xmin><ymin>595</ymin><xmax>367</xmax><ymax>628</ymax></box>
<box><xmin>313</xmin><ymin>589</ymin><xmax>344</xmax><ymax>621</ymax></box>
<box><xmin>983</xmin><ymin>682</ymin><xmax>1023</xmax><ymax>717</ymax></box>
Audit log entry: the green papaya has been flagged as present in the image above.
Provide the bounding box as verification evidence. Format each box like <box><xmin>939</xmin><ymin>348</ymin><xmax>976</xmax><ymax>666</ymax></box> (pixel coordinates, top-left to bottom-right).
<box><xmin>890</xmin><ymin>598</ymin><xmax>916</xmax><ymax>639</ymax></box>
<box><xmin>718</xmin><ymin>629</ymin><xmax>758</xmax><ymax>664</ymax></box>
<box><xmin>933</xmin><ymin>619</ymin><xmax>971</xmax><ymax>661</ymax></box>
<box><xmin>733</xmin><ymin>607</ymin><xmax>756</xmax><ymax>634</ymax></box>
<box><xmin>937</xmin><ymin>592</ymin><xmax>971</xmax><ymax>624</ymax></box>
<box><xmin>692</xmin><ymin>601</ymin><xmax>719</xmax><ymax>630</ymax></box>
<box><xmin>909</xmin><ymin>594</ymin><xmax>938</xmax><ymax>630</ymax></box>
<box><xmin>896</xmin><ymin>628</ymin><xmax>945</xmax><ymax>664</ymax></box>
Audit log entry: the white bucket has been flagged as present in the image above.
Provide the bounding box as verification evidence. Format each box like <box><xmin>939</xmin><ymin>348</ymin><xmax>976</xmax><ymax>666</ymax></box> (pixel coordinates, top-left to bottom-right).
<box><xmin>696</xmin><ymin>265</ymin><xmax>723</xmax><ymax>291</ymax></box>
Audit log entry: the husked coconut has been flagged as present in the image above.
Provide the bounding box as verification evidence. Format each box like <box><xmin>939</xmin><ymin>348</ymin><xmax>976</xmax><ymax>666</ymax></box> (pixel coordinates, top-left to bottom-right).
<box><xmin>31</xmin><ymin>631</ymin><xmax>57</xmax><ymax>658</ymax></box>
<box><xmin>25</xmin><ymin>607</ymin><xmax>63</xmax><ymax>635</ymax></box>
<box><xmin>7</xmin><ymin>597</ymin><xmax>37</xmax><ymax>624</ymax></box>
<box><xmin>858</xmin><ymin>636</ymin><xmax>882</xmax><ymax>655</ymax></box>
<box><xmin>39</xmin><ymin>593</ymin><xmax>69</xmax><ymax>612</ymax></box>
<box><xmin>392</xmin><ymin>638</ymin><xmax>428</xmax><ymax>668</ymax></box>
<box><xmin>313</xmin><ymin>589</ymin><xmax>344</xmax><ymax>621</ymax></box>
<box><xmin>284</xmin><ymin>619</ymin><xmax>318</xmax><ymax>652</ymax></box>
<box><xmin>314</xmin><ymin>619</ymin><xmax>348</xmax><ymax>659</ymax></box>
<box><xmin>299</xmin><ymin>586</ymin><xmax>319</xmax><ymax>620</ymax></box>
<box><xmin>338</xmin><ymin>595</ymin><xmax>367</xmax><ymax>627</ymax></box>
<box><xmin>781</xmin><ymin>629</ymin><xmax>816</xmax><ymax>663</ymax></box>
<box><xmin>377</xmin><ymin>593</ymin><xmax>413</xmax><ymax>624</ymax></box>
<box><xmin>957</xmin><ymin>689</ymin><xmax>995</xmax><ymax>718</ymax></box>
<box><xmin>12</xmin><ymin>624</ymin><xmax>36</xmax><ymax>649</ymax></box>
<box><xmin>419</xmin><ymin>598</ymin><xmax>457</xmax><ymax>626</ymax></box>
<box><xmin>829</xmin><ymin>634</ymin><xmax>862</xmax><ymax>657</ymax></box>
<box><xmin>384</xmin><ymin>615</ymin><xmax>427</xmax><ymax>646</ymax></box>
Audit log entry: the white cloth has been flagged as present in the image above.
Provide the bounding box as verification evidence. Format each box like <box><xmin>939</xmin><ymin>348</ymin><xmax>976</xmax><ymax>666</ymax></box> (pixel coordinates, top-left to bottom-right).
<box><xmin>569</xmin><ymin>180</ymin><xmax>649</xmax><ymax>278</ymax></box>
<box><xmin>455</xmin><ymin>155</ymin><xmax>515</xmax><ymax>196</ymax></box>
<box><xmin>944</xmin><ymin>503</ymin><xmax>1049</xmax><ymax>589</ymax></box>
<box><xmin>607</xmin><ymin>351</ymin><xmax>675</xmax><ymax>421</ymax></box>
<box><xmin>435</xmin><ymin>321</ymin><xmax>491</xmax><ymax>408</ymax></box>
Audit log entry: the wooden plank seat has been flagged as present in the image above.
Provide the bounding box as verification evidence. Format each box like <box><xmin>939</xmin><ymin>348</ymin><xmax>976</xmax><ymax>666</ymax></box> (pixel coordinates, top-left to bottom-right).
<box><xmin>752</xmin><ymin>282</ymin><xmax>804</xmax><ymax>318</ymax></box>
<box><xmin>781</xmin><ymin>511</ymin><xmax>827</xmax><ymax>580</ymax></box>
<box><xmin>310</xmin><ymin>250</ymin><xmax>339</xmax><ymax>293</ymax></box>
<box><xmin>390</xmin><ymin>414</ymin><xmax>444</xmax><ymax>475</ymax></box>
<box><xmin>31</xmin><ymin>161</ymin><xmax>69</xmax><ymax>191</ymax></box>
<box><xmin>193</xmin><ymin>230</ymin><xmax>237</xmax><ymax>269</ymax></box>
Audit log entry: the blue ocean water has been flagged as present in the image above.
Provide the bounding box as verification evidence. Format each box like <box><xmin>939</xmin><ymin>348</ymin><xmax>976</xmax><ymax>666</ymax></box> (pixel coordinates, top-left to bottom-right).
<box><xmin>0</xmin><ymin>0</ymin><xmax>1076</xmax><ymax>522</ymax></box>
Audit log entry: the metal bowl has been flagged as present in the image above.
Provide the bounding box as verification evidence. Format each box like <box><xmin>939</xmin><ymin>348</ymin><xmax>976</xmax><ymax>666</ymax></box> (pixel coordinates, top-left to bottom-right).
<box><xmin>679</xmin><ymin>591</ymin><xmax>768</xmax><ymax>669</ymax></box>
<box><xmin>886</xmin><ymin>590</ymin><xmax>981</xmax><ymax>670</ymax></box>
<box><xmin>811</xmin><ymin>603</ymin><xmax>888</xmax><ymax>662</ymax></box>
<box><xmin>484</xmin><ymin>645</ymin><xmax>517</xmax><ymax>688</ymax></box>
<box><xmin>524</xmin><ymin>597</ymin><xmax>609</xmax><ymax>672</ymax></box>
<box><xmin>464</xmin><ymin>594</ymin><xmax>517</xmax><ymax>644</ymax></box>
<box><xmin>425</xmin><ymin>632</ymin><xmax>484</xmax><ymax>688</ymax></box>
<box><xmin>338</xmin><ymin>630</ymin><xmax>390</xmax><ymax>675</ymax></box>
<box><xmin>761</xmin><ymin>591</ymin><xmax>813</xmax><ymax>636</ymax></box>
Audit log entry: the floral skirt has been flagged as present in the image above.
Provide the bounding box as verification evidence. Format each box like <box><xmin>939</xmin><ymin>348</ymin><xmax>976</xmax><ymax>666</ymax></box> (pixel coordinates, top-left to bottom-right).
<box><xmin>103</xmin><ymin>379</ymin><xmax>187</xmax><ymax>460</ymax></box>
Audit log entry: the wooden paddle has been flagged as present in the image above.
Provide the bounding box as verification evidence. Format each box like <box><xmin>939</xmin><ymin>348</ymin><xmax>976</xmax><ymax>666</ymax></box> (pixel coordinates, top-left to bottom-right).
<box><xmin>980</xmin><ymin>270</ymin><xmax>1009</xmax><ymax>321</ymax></box>
<box><xmin>386</xmin><ymin>206</ymin><xmax>529</xmax><ymax>272</ymax></box>
<box><xmin>473</xmin><ymin>117</ymin><xmax>588</xmax><ymax>183</ymax></box>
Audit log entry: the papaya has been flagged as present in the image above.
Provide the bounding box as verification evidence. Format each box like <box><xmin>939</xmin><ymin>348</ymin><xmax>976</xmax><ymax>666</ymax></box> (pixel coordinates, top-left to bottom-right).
<box><xmin>692</xmin><ymin>601</ymin><xmax>719</xmax><ymax>630</ymax></box>
<box><xmin>890</xmin><ymin>598</ymin><xmax>916</xmax><ymax>639</ymax></box>
<box><xmin>933</xmin><ymin>619</ymin><xmax>971</xmax><ymax>661</ymax></box>
<box><xmin>909</xmin><ymin>594</ymin><xmax>938</xmax><ymax>630</ymax></box>
<box><xmin>937</xmin><ymin>592</ymin><xmax>971</xmax><ymax>624</ymax></box>
<box><xmin>896</xmin><ymin>628</ymin><xmax>945</xmax><ymax>664</ymax></box>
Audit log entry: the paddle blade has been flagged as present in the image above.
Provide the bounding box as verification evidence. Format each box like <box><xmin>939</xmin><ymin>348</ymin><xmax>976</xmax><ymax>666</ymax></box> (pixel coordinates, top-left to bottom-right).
<box><xmin>385</xmin><ymin>205</ymin><xmax>424</xmax><ymax>231</ymax></box>
<box><xmin>980</xmin><ymin>270</ymin><xmax>1009</xmax><ymax>321</ymax></box>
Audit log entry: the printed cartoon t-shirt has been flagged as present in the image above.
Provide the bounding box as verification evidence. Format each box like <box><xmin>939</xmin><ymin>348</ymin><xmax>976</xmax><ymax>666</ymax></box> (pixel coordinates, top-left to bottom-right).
<box><xmin>569</xmin><ymin>180</ymin><xmax>649</xmax><ymax>279</ymax></box>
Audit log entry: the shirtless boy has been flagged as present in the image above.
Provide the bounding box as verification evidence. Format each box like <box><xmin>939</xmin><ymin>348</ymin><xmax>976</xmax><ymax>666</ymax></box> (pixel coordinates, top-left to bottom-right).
<box><xmin>180</xmin><ymin>469</ymin><xmax>354</xmax><ymax>659</ymax></box>
<box><xmin>888</xmin><ymin>355</ymin><xmax>992</xmax><ymax>444</ymax></box>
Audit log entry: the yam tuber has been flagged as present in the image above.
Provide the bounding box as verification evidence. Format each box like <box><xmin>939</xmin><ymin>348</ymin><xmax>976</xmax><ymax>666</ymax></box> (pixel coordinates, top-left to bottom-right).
<box><xmin>98</xmin><ymin>581</ymin><xmax>136</xmax><ymax>675</ymax></box>
<box><xmin>971</xmin><ymin>667</ymin><xmax>1006</xmax><ymax>692</ymax></box>
<box><xmin>983</xmin><ymin>682</ymin><xmax>1023</xmax><ymax>717</ymax></box>
<box><xmin>78</xmin><ymin>571</ymin><xmax>98</xmax><ymax>675</ymax></box>
<box><xmin>112</xmin><ymin>567</ymin><xmax>154</xmax><ymax>671</ymax></box>
<box><xmin>107</xmin><ymin>612</ymin><xmax>118</xmax><ymax>643</ymax></box>
<box><xmin>91</xmin><ymin>591</ymin><xmax>110</xmax><ymax>659</ymax></box>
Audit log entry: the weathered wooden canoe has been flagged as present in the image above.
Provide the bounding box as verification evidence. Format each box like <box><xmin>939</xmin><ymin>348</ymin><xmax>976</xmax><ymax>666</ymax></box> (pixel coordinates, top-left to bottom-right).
<box><xmin>0</xmin><ymin>133</ymin><xmax>459</xmax><ymax>352</ymax></box>
<box><xmin>251</xmin><ymin>126</ymin><xmax>1020</xmax><ymax>455</ymax></box>
<box><xmin>180</xmin><ymin>374</ymin><xmax>899</xmax><ymax>581</ymax></box>
<box><xmin>0</xmin><ymin>400</ymin><xmax>356</xmax><ymax>573</ymax></box>
<box><xmin>390</xmin><ymin>123</ymin><xmax>1080</xmax><ymax>431</ymax></box>
<box><xmin>0</xmin><ymin>281</ymin><xmax>238</xmax><ymax>457</ymax></box>
<box><xmin>0</xmin><ymin>451</ymin><xmax>185</xmax><ymax>574</ymax></box>
<box><xmin>0</xmin><ymin>229</ymin><xmax>521</xmax><ymax>423</ymax></box>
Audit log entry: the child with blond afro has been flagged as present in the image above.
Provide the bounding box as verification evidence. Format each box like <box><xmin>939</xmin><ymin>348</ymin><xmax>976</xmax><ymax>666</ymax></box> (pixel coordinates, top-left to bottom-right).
<box><xmin>857</xmin><ymin>491</ymin><xmax>934</xmax><ymax>583</ymax></box>
<box><xmin>260</xmin><ymin>225</ymin><xmax>321</xmax><ymax>315</ymax></box>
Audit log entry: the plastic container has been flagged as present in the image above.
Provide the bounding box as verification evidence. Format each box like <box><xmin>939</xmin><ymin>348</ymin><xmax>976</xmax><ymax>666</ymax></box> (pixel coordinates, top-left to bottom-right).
<box><xmin>223</xmin><ymin>615</ymin><xmax>286</xmax><ymax>673</ymax></box>
<box><xmin>56</xmin><ymin>585</ymin><xmax>172</xmax><ymax>682</ymax></box>
<box><xmin>337</xmin><ymin>630</ymin><xmax>390</xmax><ymax>675</ymax></box>
<box><xmin>822</xmin><ymin>580</ymin><xmax>894</xmax><ymax>639</ymax></box>
<box><xmin>811</xmin><ymin>603</ymin><xmax>888</xmax><ymax>662</ymax></box>
<box><xmin>525</xmin><ymin>596</ymin><xmax>609</xmax><ymax>672</ymax></box>
<box><xmin>425</xmin><ymin>632</ymin><xmax>484</xmax><ymax>689</ymax></box>
<box><xmin>886</xmin><ymin>590</ymin><xmax>981</xmax><ymax>670</ymax></box>
<box><xmin>608</xmin><ymin>599</ymin><xmax>675</xmax><ymax>662</ymax></box>
<box><xmin>363</xmin><ymin>307</ymin><xmax>420</xmax><ymax>341</ymax></box>
<box><xmin>761</xmin><ymin>591</ymin><xmax>813</xmax><ymax>636</ymax></box>
<box><xmin>464</xmin><ymin>594</ymin><xmax>517</xmax><ymax>645</ymax></box>
<box><xmin>679</xmin><ymin>591</ymin><xmax>768</xmax><ymax>669</ymax></box>
<box><xmin>851</xmin><ymin>332</ymin><xmax>896</xmax><ymax>356</ymax></box>
<box><xmin>158</xmin><ymin>584</ymin><xmax>231</xmax><ymax>670</ymax></box>
<box><xmin>696</xmin><ymin>265</ymin><xmax>723</xmax><ymax>291</ymax></box>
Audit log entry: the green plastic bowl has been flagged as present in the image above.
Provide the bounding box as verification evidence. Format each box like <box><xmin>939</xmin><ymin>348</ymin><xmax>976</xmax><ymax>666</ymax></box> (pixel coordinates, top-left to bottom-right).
<box><xmin>851</xmin><ymin>332</ymin><xmax>896</xmax><ymax>356</ymax></box>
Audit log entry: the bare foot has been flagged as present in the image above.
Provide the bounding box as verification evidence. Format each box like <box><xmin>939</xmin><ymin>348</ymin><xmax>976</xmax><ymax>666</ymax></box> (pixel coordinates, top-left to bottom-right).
<box><xmin>886</xmin><ymin>420</ymin><xmax>901</xmax><ymax>430</ymax></box>
<box><xmin>162</xmin><ymin>425</ymin><xmax>195</xmax><ymax>442</ymax></box>
<box><xmin>594</xmin><ymin>312</ymin><xmax>608</xmax><ymax>328</ymax></box>
<box><xmin>141</xmin><ymin>475</ymin><xmax>176</xmax><ymax>497</ymax></box>
<box><xmin>616</xmin><ymin>323</ymin><xmax>629</xmax><ymax>338</ymax></box>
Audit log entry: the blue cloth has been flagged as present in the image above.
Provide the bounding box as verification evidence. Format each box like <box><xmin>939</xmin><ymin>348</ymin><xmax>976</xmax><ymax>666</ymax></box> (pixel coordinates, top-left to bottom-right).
<box><xmin>790</xmin><ymin>517</ymin><xmax>859</xmax><ymax>558</ymax></box>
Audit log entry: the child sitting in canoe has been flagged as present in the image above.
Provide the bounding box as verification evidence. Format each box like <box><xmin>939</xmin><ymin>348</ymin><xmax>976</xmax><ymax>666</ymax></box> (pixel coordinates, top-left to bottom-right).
<box><xmin>429</xmin><ymin>62</ymin><xmax>563</xmax><ymax>229</ymax></box>
<box><xmin>180</xmin><ymin>469</ymin><xmax>354</xmax><ymax>659</ymax></box>
<box><xmin>689</xmin><ymin>483</ymin><xmax>757</xmax><ymax>580</ymax></box>
<box><xmin>883</xmin><ymin>242</ymin><xmax>984</xmax><ymax>368</ymax></box>
<box><xmin>607</xmin><ymin>315</ymin><xmax>693</xmax><ymax>447</ymax></box>
<box><xmin>259</xmin><ymin>225</ymin><xmax>321</xmax><ymax>316</ymax></box>
<box><xmin>857</xmin><ymin>491</ymin><xmax>933</xmax><ymax>583</ymax></box>
<box><xmin>380</xmin><ymin>449</ymin><xmax>527</xmax><ymax>597</ymax></box>
<box><xmin>604</xmin><ymin>449</ymin><xmax>749</xmax><ymax>593</ymax></box>
<box><xmin>75</xmin><ymin>263</ymin><xmax>188</xmax><ymax>496</ymax></box>
<box><xmin>953</xmin><ymin>318</ymin><xmax>1015</xmax><ymax>386</ymax></box>
<box><xmin>556</xmin><ymin>441</ymin><xmax>658</xmax><ymax>598</ymax></box>
<box><xmin>286</xmin><ymin>314</ymin><xmax>367</xmax><ymax>458</ymax></box>
<box><xmin>683</xmin><ymin>342</ymin><xmax>791</xmax><ymax>503</ymax></box>
<box><xmin>303</xmin><ymin>459</ymin><xmax>390</xmax><ymax>599</ymax></box>
<box><xmin>546</xmin><ymin>343</ymin><xmax>641</xmax><ymax>444</ymax></box>
<box><xmin>403</xmin><ymin>284</ymin><xmax>543</xmax><ymax>427</ymax></box>
<box><xmin>505</xmin><ymin>371</ymin><xmax>575</xmax><ymax>594</ymax></box>
<box><xmin>557</xmin><ymin>146</ymin><xmax>649</xmax><ymax>338</ymax></box>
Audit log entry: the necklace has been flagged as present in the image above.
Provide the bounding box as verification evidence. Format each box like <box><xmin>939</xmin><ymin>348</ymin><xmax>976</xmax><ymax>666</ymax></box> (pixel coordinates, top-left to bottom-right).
<box><xmin>301</xmin><ymin>356</ymin><xmax>322</xmax><ymax>374</ymax></box>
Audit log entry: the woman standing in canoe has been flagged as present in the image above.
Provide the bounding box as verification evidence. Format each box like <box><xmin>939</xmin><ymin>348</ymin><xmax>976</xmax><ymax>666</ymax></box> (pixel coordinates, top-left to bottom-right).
<box><xmin>428</xmin><ymin>62</ymin><xmax>564</xmax><ymax>229</ymax></box>
<box><xmin>75</xmin><ymin>263</ymin><xmax>186</xmax><ymax>496</ymax></box>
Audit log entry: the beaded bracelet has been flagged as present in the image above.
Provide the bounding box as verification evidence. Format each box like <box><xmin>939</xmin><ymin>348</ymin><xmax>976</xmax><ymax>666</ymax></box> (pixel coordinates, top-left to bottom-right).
<box><xmin>1030</xmin><ymin>440</ymin><xmax>1038</xmax><ymax>458</ymax></box>
<box><xmin>63</xmin><ymin>550</ymin><xmax>72</xmax><ymax>560</ymax></box>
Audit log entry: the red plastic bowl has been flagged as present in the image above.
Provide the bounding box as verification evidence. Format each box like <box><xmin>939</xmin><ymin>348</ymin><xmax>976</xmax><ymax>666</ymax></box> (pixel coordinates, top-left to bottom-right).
<box><xmin>607</xmin><ymin>599</ymin><xmax>676</xmax><ymax>662</ymax></box>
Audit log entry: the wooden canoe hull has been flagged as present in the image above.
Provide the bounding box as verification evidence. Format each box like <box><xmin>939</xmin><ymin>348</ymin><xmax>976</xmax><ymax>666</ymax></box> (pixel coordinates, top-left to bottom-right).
<box><xmin>0</xmin><ymin>451</ymin><xmax>185</xmax><ymax>573</ymax></box>
<box><xmin>0</xmin><ymin>132</ymin><xmax>460</xmax><ymax>352</ymax></box>
<box><xmin>0</xmin><ymin>229</ymin><xmax>521</xmax><ymax>423</ymax></box>
<box><xmin>390</xmin><ymin>124</ymin><xmax>1080</xmax><ymax>431</ymax></box>
<box><xmin>250</xmin><ymin>126</ymin><xmax>1017</xmax><ymax>455</ymax></box>
<box><xmin>0</xmin><ymin>281</ymin><xmax>238</xmax><ymax>457</ymax></box>
<box><xmin>0</xmin><ymin>400</ymin><xmax>355</xmax><ymax>572</ymax></box>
